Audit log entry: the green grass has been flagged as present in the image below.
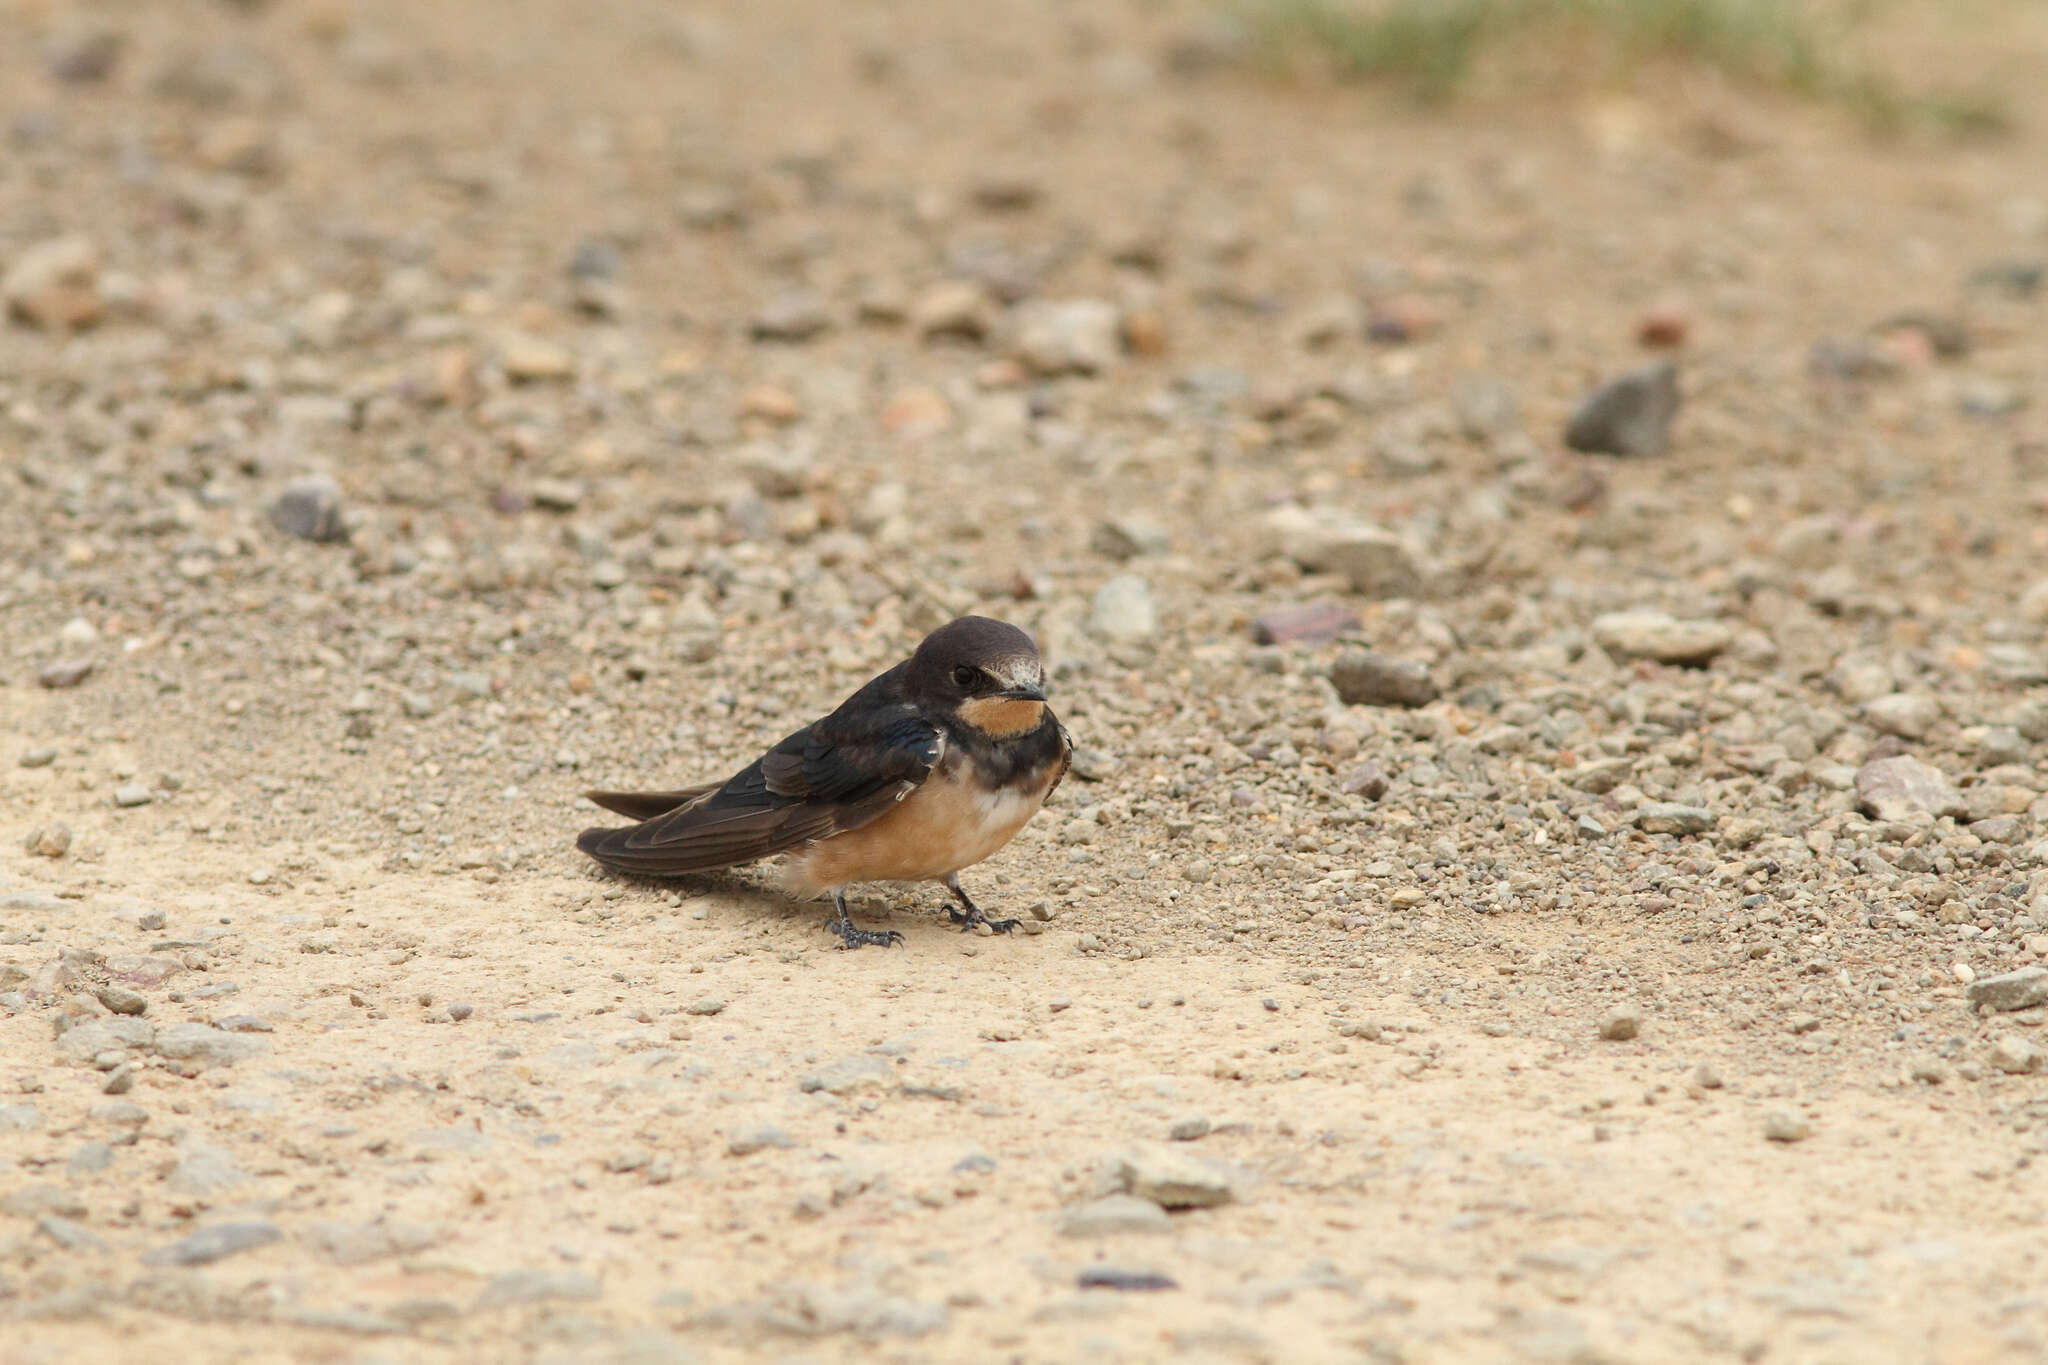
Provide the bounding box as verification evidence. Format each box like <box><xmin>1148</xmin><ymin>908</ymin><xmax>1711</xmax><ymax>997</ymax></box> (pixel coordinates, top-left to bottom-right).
<box><xmin>1236</xmin><ymin>0</ymin><xmax>2011</xmax><ymax>134</ymax></box>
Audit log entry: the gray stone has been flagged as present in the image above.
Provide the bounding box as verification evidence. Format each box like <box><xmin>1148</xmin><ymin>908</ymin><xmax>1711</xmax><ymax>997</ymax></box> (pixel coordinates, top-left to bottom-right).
<box><xmin>96</xmin><ymin>985</ymin><xmax>147</xmax><ymax>1016</ymax></box>
<box><xmin>1069</xmin><ymin>747</ymin><xmax>1121</xmax><ymax>782</ymax></box>
<box><xmin>1592</xmin><ymin>610</ymin><xmax>1732</xmax><ymax>666</ymax></box>
<box><xmin>475</xmin><ymin>1269</ymin><xmax>601</xmax><ymax>1310</ymax></box>
<box><xmin>1259</xmin><ymin>507</ymin><xmax>1432</xmax><ymax>598</ymax></box>
<box><xmin>54</xmin><ymin>1017</ymin><xmax>154</xmax><ymax>1064</ymax></box>
<box><xmin>151</xmin><ymin>1021</ymin><xmax>268</xmax><ymax>1068</ymax></box>
<box><xmin>1168</xmin><ymin>1115</ymin><xmax>1212</xmax><ymax>1142</ymax></box>
<box><xmin>1597</xmin><ymin>1008</ymin><xmax>1642</xmax><ymax>1041</ymax></box>
<box><xmin>19</xmin><ymin>748</ymin><xmax>58</xmax><ymax>768</ymax></box>
<box><xmin>143</xmin><ymin>1221</ymin><xmax>282</xmax><ymax>1266</ymax></box>
<box><xmin>1966</xmin><ymin>967</ymin><xmax>2048</xmax><ymax>1013</ymax></box>
<box><xmin>1763</xmin><ymin>1111</ymin><xmax>1811</xmax><ymax>1143</ymax></box>
<box><xmin>1329</xmin><ymin>651</ymin><xmax>1437</xmax><ymax>708</ymax></box>
<box><xmin>166</xmin><ymin>1142</ymin><xmax>247</xmax><ymax>1196</ymax></box>
<box><xmin>1856</xmin><ymin>757</ymin><xmax>1966</xmax><ymax>822</ymax></box>
<box><xmin>1091</xmin><ymin>515</ymin><xmax>1171</xmax><ymax>561</ymax></box>
<box><xmin>1565</xmin><ymin>361</ymin><xmax>1680</xmax><ymax>457</ymax></box>
<box><xmin>113</xmin><ymin>784</ymin><xmax>154</xmax><ymax>808</ymax></box>
<box><xmin>1111</xmin><ymin>1144</ymin><xmax>1236</xmax><ymax>1209</ymax></box>
<box><xmin>684</xmin><ymin>996</ymin><xmax>726</xmax><ymax>1016</ymax></box>
<box><xmin>751</xmin><ymin>288</ymin><xmax>830</xmax><ymax>342</ymax></box>
<box><xmin>269</xmin><ymin>475</ymin><xmax>349</xmax><ymax>543</ymax></box>
<box><xmin>38</xmin><ymin>659</ymin><xmax>94</xmax><ymax>689</ymax></box>
<box><xmin>1635</xmin><ymin>803</ymin><xmax>1714</xmax><ymax>836</ymax></box>
<box><xmin>798</xmin><ymin>1055</ymin><xmax>892</xmax><ymax>1095</ymax></box>
<box><xmin>1088</xmin><ymin>575</ymin><xmax>1157</xmax><ymax>643</ymax></box>
<box><xmin>1059</xmin><ymin>1194</ymin><xmax>1172</xmax><ymax>1236</ymax></box>
<box><xmin>1012</xmin><ymin>298</ymin><xmax>1120</xmax><ymax>375</ymax></box>
<box><xmin>727</xmin><ymin>1124</ymin><xmax>794</xmax><ymax>1156</ymax></box>
<box><xmin>1864</xmin><ymin>692</ymin><xmax>1940</xmax><ymax>740</ymax></box>
<box><xmin>68</xmin><ymin>1142</ymin><xmax>116</xmax><ymax>1177</ymax></box>
<box><xmin>1990</xmin><ymin>1033</ymin><xmax>2047</xmax><ymax>1074</ymax></box>
<box><xmin>88</xmin><ymin>1100</ymin><xmax>148</xmax><ymax>1127</ymax></box>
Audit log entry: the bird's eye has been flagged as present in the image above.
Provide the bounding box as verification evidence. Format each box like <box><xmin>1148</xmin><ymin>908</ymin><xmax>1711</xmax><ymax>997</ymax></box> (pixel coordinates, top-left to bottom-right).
<box><xmin>951</xmin><ymin>665</ymin><xmax>979</xmax><ymax>688</ymax></box>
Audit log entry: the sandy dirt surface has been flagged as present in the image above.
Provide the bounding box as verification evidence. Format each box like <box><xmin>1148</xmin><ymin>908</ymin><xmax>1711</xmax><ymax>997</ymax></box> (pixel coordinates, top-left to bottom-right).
<box><xmin>5</xmin><ymin>1</ymin><xmax>2048</xmax><ymax>1361</ymax></box>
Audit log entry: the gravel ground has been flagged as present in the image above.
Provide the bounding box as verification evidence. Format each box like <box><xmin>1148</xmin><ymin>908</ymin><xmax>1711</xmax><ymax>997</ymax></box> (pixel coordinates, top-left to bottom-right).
<box><xmin>5</xmin><ymin>1</ymin><xmax>2048</xmax><ymax>1361</ymax></box>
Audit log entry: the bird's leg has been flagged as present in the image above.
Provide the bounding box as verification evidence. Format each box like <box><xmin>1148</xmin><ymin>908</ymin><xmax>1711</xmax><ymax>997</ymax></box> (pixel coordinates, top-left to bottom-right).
<box><xmin>943</xmin><ymin>874</ymin><xmax>1019</xmax><ymax>935</ymax></box>
<box><xmin>826</xmin><ymin>888</ymin><xmax>904</xmax><ymax>950</ymax></box>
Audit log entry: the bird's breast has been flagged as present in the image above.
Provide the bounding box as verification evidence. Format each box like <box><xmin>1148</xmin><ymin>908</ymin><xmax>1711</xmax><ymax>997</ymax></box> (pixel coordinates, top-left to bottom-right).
<box><xmin>784</xmin><ymin>749</ymin><xmax>1058</xmax><ymax>895</ymax></box>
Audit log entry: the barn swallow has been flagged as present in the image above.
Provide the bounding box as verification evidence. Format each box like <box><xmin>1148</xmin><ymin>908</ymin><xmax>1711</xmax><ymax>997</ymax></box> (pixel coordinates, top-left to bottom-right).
<box><xmin>577</xmin><ymin>616</ymin><xmax>1072</xmax><ymax>949</ymax></box>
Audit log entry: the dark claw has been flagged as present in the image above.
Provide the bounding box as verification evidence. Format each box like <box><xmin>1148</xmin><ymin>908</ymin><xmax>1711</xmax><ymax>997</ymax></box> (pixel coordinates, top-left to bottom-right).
<box><xmin>825</xmin><ymin>917</ymin><xmax>904</xmax><ymax>950</ymax></box>
<box><xmin>947</xmin><ymin>906</ymin><xmax>1020</xmax><ymax>935</ymax></box>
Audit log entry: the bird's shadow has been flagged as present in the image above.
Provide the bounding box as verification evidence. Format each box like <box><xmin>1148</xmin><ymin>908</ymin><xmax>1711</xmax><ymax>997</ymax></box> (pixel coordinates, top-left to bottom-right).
<box><xmin>592</xmin><ymin>866</ymin><xmax>935</xmax><ymax>935</ymax></box>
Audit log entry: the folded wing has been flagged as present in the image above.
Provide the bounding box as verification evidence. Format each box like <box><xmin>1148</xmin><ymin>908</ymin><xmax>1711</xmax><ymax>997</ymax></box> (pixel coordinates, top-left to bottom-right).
<box><xmin>576</xmin><ymin>704</ymin><xmax>943</xmax><ymax>877</ymax></box>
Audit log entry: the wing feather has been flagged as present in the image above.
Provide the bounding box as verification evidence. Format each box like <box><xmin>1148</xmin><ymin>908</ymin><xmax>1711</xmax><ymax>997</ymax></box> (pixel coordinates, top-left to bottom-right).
<box><xmin>578</xmin><ymin>703</ymin><xmax>942</xmax><ymax>878</ymax></box>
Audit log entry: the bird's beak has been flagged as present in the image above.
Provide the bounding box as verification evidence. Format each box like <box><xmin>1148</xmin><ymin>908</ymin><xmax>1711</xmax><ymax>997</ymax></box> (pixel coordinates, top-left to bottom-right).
<box><xmin>999</xmin><ymin>683</ymin><xmax>1047</xmax><ymax>702</ymax></box>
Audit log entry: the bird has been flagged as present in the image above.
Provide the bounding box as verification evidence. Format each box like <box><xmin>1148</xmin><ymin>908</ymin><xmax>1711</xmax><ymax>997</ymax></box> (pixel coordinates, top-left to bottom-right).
<box><xmin>576</xmin><ymin>616</ymin><xmax>1072</xmax><ymax>949</ymax></box>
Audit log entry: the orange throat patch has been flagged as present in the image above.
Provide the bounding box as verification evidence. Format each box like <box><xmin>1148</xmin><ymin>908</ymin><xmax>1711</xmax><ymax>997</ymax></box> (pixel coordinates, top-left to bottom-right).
<box><xmin>956</xmin><ymin>696</ymin><xmax>1046</xmax><ymax>738</ymax></box>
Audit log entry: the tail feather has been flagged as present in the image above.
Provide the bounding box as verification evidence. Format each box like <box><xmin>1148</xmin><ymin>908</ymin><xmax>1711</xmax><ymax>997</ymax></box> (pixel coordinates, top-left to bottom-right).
<box><xmin>583</xmin><ymin>783</ymin><xmax>721</xmax><ymax>822</ymax></box>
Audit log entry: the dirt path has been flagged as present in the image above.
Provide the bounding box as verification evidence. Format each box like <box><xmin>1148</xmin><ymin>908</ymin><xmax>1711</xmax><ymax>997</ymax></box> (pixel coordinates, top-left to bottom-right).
<box><xmin>5</xmin><ymin>1</ymin><xmax>2048</xmax><ymax>1361</ymax></box>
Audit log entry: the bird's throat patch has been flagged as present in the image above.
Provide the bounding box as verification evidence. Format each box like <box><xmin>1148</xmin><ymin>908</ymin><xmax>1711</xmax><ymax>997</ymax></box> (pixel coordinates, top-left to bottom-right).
<box><xmin>958</xmin><ymin>696</ymin><xmax>1046</xmax><ymax>737</ymax></box>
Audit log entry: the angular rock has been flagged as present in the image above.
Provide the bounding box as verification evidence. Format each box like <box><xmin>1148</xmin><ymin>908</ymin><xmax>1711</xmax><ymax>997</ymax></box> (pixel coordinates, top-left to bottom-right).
<box><xmin>1565</xmin><ymin>361</ymin><xmax>1680</xmax><ymax>457</ymax></box>
<box><xmin>95</xmin><ymin>985</ymin><xmax>147</xmax><ymax>1016</ymax></box>
<box><xmin>143</xmin><ymin>1221</ymin><xmax>281</xmax><ymax>1266</ymax></box>
<box><xmin>1592</xmin><ymin>610</ymin><xmax>1732</xmax><ymax>666</ymax></box>
<box><xmin>1966</xmin><ymin>967</ymin><xmax>2048</xmax><ymax>1014</ymax></box>
<box><xmin>4</xmin><ymin>235</ymin><xmax>103</xmax><ymax>330</ymax></box>
<box><xmin>1855</xmin><ymin>757</ymin><xmax>1965</xmax><ymax>822</ymax></box>
<box><xmin>1597</xmin><ymin>1008</ymin><xmax>1642</xmax><ymax>1041</ymax></box>
<box><xmin>1635</xmin><ymin>803</ymin><xmax>1714</xmax><ymax>836</ymax></box>
<box><xmin>1111</xmin><ymin>1144</ymin><xmax>1236</xmax><ymax>1209</ymax></box>
<box><xmin>38</xmin><ymin>660</ymin><xmax>94</xmax><ymax>689</ymax></box>
<box><xmin>1260</xmin><ymin>509</ymin><xmax>1433</xmax><ymax>599</ymax></box>
<box><xmin>1990</xmin><ymin>1033</ymin><xmax>2047</xmax><ymax>1074</ymax></box>
<box><xmin>54</xmin><ymin>1017</ymin><xmax>154</xmax><ymax>1064</ymax></box>
<box><xmin>1863</xmin><ymin>693</ymin><xmax>1940</xmax><ymax>740</ymax></box>
<box><xmin>798</xmin><ymin>1055</ymin><xmax>891</xmax><ymax>1095</ymax></box>
<box><xmin>1329</xmin><ymin>651</ymin><xmax>1437</xmax><ymax>708</ymax></box>
<box><xmin>151</xmin><ymin>1022</ymin><xmax>268</xmax><ymax>1068</ymax></box>
<box><xmin>269</xmin><ymin>475</ymin><xmax>349</xmax><ymax>543</ymax></box>
<box><xmin>1091</xmin><ymin>515</ymin><xmax>1170</xmax><ymax>561</ymax></box>
<box><xmin>1059</xmin><ymin>1195</ymin><xmax>1172</xmax><ymax>1236</ymax></box>
<box><xmin>1012</xmin><ymin>298</ymin><xmax>1120</xmax><ymax>375</ymax></box>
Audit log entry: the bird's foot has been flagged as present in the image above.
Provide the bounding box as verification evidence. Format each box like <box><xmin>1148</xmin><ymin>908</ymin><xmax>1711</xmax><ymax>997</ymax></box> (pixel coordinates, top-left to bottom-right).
<box><xmin>825</xmin><ymin>916</ymin><xmax>904</xmax><ymax>950</ymax></box>
<box><xmin>947</xmin><ymin>905</ymin><xmax>1020</xmax><ymax>935</ymax></box>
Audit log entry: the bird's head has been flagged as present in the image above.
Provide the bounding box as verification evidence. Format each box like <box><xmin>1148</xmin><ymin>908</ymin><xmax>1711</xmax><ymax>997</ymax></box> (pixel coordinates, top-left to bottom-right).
<box><xmin>907</xmin><ymin>616</ymin><xmax>1049</xmax><ymax>738</ymax></box>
